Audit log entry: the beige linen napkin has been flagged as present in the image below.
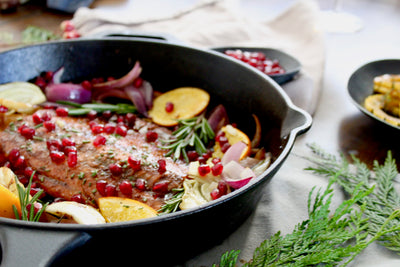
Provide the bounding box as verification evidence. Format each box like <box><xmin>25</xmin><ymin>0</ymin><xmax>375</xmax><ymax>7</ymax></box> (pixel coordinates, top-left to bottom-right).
<box><xmin>72</xmin><ymin>0</ymin><xmax>325</xmax><ymax>115</ymax></box>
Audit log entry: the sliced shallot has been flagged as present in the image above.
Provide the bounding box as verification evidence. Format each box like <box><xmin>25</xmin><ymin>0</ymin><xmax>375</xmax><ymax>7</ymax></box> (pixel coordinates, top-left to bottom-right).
<box><xmin>92</xmin><ymin>61</ymin><xmax>142</xmax><ymax>89</ymax></box>
<box><xmin>124</xmin><ymin>85</ymin><xmax>148</xmax><ymax>117</ymax></box>
<box><xmin>222</xmin><ymin>161</ymin><xmax>255</xmax><ymax>189</ymax></box>
<box><xmin>221</xmin><ymin>141</ymin><xmax>247</xmax><ymax>166</ymax></box>
<box><xmin>45</xmin><ymin>83</ymin><xmax>91</xmax><ymax>104</ymax></box>
<box><xmin>207</xmin><ymin>104</ymin><xmax>229</xmax><ymax>133</ymax></box>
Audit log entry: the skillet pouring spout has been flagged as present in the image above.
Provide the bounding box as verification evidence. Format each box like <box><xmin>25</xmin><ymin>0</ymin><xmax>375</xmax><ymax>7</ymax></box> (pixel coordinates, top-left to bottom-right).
<box><xmin>0</xmin><ymin>37</ymin><xmax>311</xmax><ymax>266</ymax></box>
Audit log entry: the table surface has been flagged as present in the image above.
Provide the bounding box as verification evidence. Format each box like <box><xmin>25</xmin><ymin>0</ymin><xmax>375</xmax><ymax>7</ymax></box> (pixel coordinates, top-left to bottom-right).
<box><xmin>1</xmin><ymin>0</ymin><xmax>400</xmax><ymax>266</ymax></box>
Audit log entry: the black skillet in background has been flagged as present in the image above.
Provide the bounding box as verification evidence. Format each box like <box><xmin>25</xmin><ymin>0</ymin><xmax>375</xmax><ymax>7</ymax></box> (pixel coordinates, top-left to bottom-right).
<box><xmin>0</xmin><ymin>35</ymin><xmax>312</xmax><ymax>267</ymax></box>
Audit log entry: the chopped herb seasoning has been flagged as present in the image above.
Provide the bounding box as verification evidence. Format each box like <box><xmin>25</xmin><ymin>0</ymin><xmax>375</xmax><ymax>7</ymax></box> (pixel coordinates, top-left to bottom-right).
<box><xmin>78</xmin><ymin>172</ymin><xmax>85</xmax><ymax>179</ymax></box>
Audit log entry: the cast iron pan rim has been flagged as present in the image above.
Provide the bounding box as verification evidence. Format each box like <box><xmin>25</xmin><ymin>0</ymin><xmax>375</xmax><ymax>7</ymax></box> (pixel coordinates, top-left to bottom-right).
<box><xmin>347</xmin><ymin>58</ymin><xmax>400</xmax><ymax>130</ymax></box>
<box><xmin>0</xmin><ymin>37</ymin><xmax>310</xmax><ymax>230</ymax></box>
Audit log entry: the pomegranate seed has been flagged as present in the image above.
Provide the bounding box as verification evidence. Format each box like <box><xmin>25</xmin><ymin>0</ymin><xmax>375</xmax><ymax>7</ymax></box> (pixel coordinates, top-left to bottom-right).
<box><xmin>104</xmin><ymin>123</ymin><xmax>116</xmax><ymax>134</ymax></box>
<box><xmin>152</xmin><ymin>180</ymin><xmax>169</xmax><ymax>193</ymax></box>
<box><xmin>47</xmin><ymin>139</ymin><xmax>63</xmax><ymax>151</ymax></box>
<box><xmin>93</xmin><ymin>135</ymin><xmax>107</xmax><ymax>147</ymax></box>
<box><xmin>81</xmin><ymin>80</ymin><xmax>92</xmax><ymax>90</ymax></box>
<box><xmin>20</xmin><ymin>127</ymin><xmax>35</xmax><ymax>139</ymax></box>
<box><xmin>105</xmin><ymin>183</ymin><xmax>117</xmax><ymax>196</ymax></box>
<box><xmin>64</xmin><ymin>146</ymin><xmax>77</xmax><ymax>155</ymax></box>
<box><xmin>50</xmin><ymin>150</ymin><xmax>65</xmax><ymax>164</ymax></box>
<box><xmin>211</xmin><ymin>162</ymin><xmax>223</xmax><ymax>176</ymax></box>
<box><xmin>30</xmin><ymin>188</ymin><xmax>42</xmax><ymax>198</ymax></box>
<box><xmin>3</xmin><ymin>162</ymin><xmax>11</xmax><ymax>168</ymax></box>
<box><xmin>146</xmin><ymin>131</ymin><xmax>158</xmax><ymax>142</ymax></box>
<box><xmin>157</xmin><ymin>159</ymin><xmax>167</xmax><ymax>174</ymax></box>
<box><xmin>115</xmin><ymin>125</ymin><xmax>127</xmax><ymax>137</ymax></box>
<box><xmin>8</xmin><ymin>148</ymin><xmax>20</xmax><ymax>163</ymax></box>
<box><xmin>56</xmin><ymin>107</ymin><xmax>69</xmax><ymax>117</ymax></box>
<box><xmin>119</xmin><ymin>180</ymin><xmax>133</xmax><ymax>196</ymax></box>
<box><xmin>24</xmin><ymin>167</ymin><xmax>38</xmax><ymax>181</ymax></box>
<box><xmin>125</xmin><ymin>113</ymin><xmax>136</xmax><ymax>127</ymax></box>
<box><xmin>63</xmin><ymin>30</ymin><xmax>80</xmax><ymax>39</ymax></box>
<box><xmin>35</xmin><ymin>76</ymin><xmax>47</xmax><ymax>89</ymax></box>
<box><xmin>117</xmin><ymin>115</ymin><xmax>125</xmax><ymax>124</ymax></box>
<box><xmin>18</xmin><ymin>176</ymin><xmax>29</xmax><ymax>186</ymax></box>
<box><xmin>91</xmin><ymin>123</ymin><xmax>104</xmax><ymax>134</ymax></box>
<box><xmin>217</xmin><ymin>181</ymin><xmax>228</xmax><ymax>195</ymax></box>
<box><xmin>32</xmin><ymin>113</ymin><xmax>44</xmax><ymax>124</ymax></box>
<box><xmin>96</xmin><ymin>180</ymin><xmax>107</xmax><ymax>196</ymax></box>
<box><xmin>165</xmin><ymin>102</ymin><xmax>174</xmax><ymax>113</ymax></box>
<box><xmin>14</xmin><ymin>156</ymin><xmax>26</xmax><ymax>170</ymax></box>
<box><xmin>67</xmin><ymin>151</ymin><xmax>78</xmax><ymax>167</ymax></box>
<box><xmin>187</xmin><ymin>150</ymin><xmax>199</xmax><ymax>162</ymax></box>
<box><xmin>87</xmin><ymin>110</ymin><xmax>98</xmax><ymax>120</ymax></box>
<box><xmin>43</xmin><ymin>121</ymin><xmax>56</xmax><ymax>132</ymax></box>
<box><xmin>102</xmin><ymin>110</ymin><xmax>112</xmax><ymax>120</ymax></box>
<box><xmin>60</xmin><ymin>20</ymin><xmax>75</xmax><ymax>32</ymax></box>
<box><xmin>109</xmin><ymin>163</ymin><xmax>122</xmax><ymax>176</ymax></box>
<box><xmin>128</xmin><ymin>156</ymin><xmax>141</xmax><ymax>171</ymax></box>
<box><xmin>71</xmin><ymin>193</ymin><xmax>84</xmax><ymax>204</ymax></box>
<box><xmin>62</xmin><ymin>138</ymin><xmax>75</xmax><ymax>147</ymax></box>
<box><xmin>212</xmin><ymin>158</ymin><xmax>221</xmax><ymax>164</ymax></box>
<box><xmin>133</xmin><ymin>77</ymin><xmax>143</xmax><ymax>88</ymax></box>
<box><xmin>221</xmin><ymin>143</ymin><xmax>231</xmax><ymax>153</ymax></box>
<box><xmin>0</xmin><ymin>105</ymin><xmax>8</xmax><ymax>113</ymax></box>
<box><xmin>26</xmin><ymin>202</ymin><xmax>43</xmax><ymax>218</ymax></box>
<box><xmin>41</xmin><ymin>112</ymin><xmax>52</xmax><ymax>121</ymax></box>
<box><xmin>198</xmin><ymin>164</ymin><xmax>211</xmax><ymax>176</ymax></box>
<box><xmin>197</xmin><ymin>156</ymin><xmax>207</xmax><ymax>164</ymax></box>
<box><xmin>135</xmin><ymin>178</ymin><xmax>147</xmax><ymax>191</ymax></box>
<box><xmin>210</xmin><ymin>188</ymin><xmax>222</xmax><ymax>200</ymax></box>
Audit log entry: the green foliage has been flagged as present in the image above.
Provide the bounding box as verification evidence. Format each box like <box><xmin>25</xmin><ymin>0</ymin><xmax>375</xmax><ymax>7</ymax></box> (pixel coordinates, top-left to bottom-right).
<box><xmin>213</xmin><ymin>144</ymin><xmax>400</xmax><ymax>266</ymax></box>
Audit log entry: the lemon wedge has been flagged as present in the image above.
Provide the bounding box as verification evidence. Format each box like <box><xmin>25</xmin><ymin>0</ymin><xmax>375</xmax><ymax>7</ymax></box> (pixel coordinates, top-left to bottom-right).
<box><xmin>0</xmin><ymin>82</ymin><xmax>46</xmax><ymax>113</ymax></box>
<box><xmin>0</xmin><ymin>167</ymin><xmax>22</xmax><ymax>218</ymax></box>
<box><xmin>98</xmin><ymin>197</ymin><xmax>158</xmax><ymax>223</ymax></box>
<box><xmin>45</xmin><ymin>201</ymin><xmax>106</xmax><ymax>224</ymax></box>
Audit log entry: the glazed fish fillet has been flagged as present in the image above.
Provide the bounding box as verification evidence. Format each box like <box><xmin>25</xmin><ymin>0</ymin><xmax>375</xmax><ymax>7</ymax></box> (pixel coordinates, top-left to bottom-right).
<box><xmin>0</xmin><ymin>109</ymin><xmax>187</xmax><ymax>210</ymax></box>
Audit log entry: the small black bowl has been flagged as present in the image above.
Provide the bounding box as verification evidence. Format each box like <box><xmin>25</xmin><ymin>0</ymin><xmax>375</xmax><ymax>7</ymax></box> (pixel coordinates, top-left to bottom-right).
<box><xmin>211</xmin><ymin>46</ymin><xmax>302</xmax><ymax>84</ymax></box>
<box><xmin>347</xmin><ymin>59</ymin><xmax>400</xmax><ymax>130</ymax></box>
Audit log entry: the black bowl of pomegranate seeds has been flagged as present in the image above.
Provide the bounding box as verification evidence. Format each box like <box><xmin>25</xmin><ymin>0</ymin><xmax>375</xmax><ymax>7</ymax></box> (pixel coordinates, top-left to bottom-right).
<box><xmin>212</xmin><ymin>47</ymin><xmax>301</xmax><ymax>84</ymax></box>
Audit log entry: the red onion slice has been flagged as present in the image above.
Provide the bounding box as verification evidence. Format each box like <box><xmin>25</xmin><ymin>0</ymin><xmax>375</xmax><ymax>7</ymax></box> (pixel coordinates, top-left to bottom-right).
<box><xmin>51</xmin><ymin>67</ymin><xmax>65</xmax><ymax>84</ymax></box>
<box><xmin>207</xmin><ymin>104</ymin><xmax>229</xmax><ymax>133</ymax></box>
<box><xmin>139</xmin><ymin>81</ymin><xmax>154</xmax><ymax>109</ymax></box>
<box><xmin>92</xmin><ymin>61</ymin><xmax>142</xmax><ymax>89</ymax></box>
<box><xmin>45</xmin><ymin>83</ymin><xmax>91</xmax><ymax>104</ymax></box>
<box><xmin>222</xmin><ymin>161</ymin><xmax>255</xmax><ymax>189</ymax></box>
<box><xmin>221</xmin><ymin>141</ymin><xmax>247</xmax><ymax>165</ymax></box>
<box><xmin>124</xmin><ymin>85</ymin><xmax>148</xmax><ymax>117</ymax></box>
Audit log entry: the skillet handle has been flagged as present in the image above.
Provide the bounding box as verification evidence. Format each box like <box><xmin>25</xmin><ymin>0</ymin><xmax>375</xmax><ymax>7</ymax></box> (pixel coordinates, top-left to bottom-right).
<box><xmin>0</xmin><ymin>224</ymin><xmax>91</xmax><ymax>267</ymax></box>
<box><xmin>88</xmin><ymin>30</ymin><xmax>185</xmax><ymax>45</ymax></box>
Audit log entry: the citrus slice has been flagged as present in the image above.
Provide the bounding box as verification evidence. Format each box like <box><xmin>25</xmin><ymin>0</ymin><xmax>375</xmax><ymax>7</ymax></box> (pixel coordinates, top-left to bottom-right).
<box><xmin>0</xmin><ymin>82</ymin><xmax>46</xmax><ymax>113</ymax></box>
<box><xmin>0</xmin><ymin>167</ymin><xmax>22</xmax><ymax>218</ymax></box>
<box><xmin>45</xmin><ymin>201</ymin><xmax>106</xmax><ymax>224</ymax></box>
<box><xmin>148</xmin><ymin>87</ymin><xmax>210</xmax><ymax>126</ymax></box>
<box><xmin>213</xmin><ymin>124</ymin><xmax>251</xmax><ymax>160</ymax></box>
<box><xmin>98</xmin><ymin>197</ymin><xmax>158</xmax><ymax>223</ymax></box>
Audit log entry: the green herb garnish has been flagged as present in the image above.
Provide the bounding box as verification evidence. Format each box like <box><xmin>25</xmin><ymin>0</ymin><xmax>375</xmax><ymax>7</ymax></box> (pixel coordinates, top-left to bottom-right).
<box><xmin>213</xmin><ymin>145</ymin><xmax>400</xmax><ymax>266</ymax></box>
<box><xmin>160</xmin><ymin>115</ymin><xmax>215</xmax><ymax>162</ymax></box>
<box><xmin>21</xmin><ymin>26</ymin><xmax>60</xmax><ymax>44</ymax></box>
<box><xmin>158</xmin><ymin>188</ymin><xmax>184</xmax><ymax>214</ymax></box>
<box><xmin>57</xmin><ymin>101</ymin><xmax>137</xmax><ymax>115</ymax></box>
<box><xmin>13</xmin><ymin>172</ymin><xmax>48</xmax><ymax>222</ymax></box>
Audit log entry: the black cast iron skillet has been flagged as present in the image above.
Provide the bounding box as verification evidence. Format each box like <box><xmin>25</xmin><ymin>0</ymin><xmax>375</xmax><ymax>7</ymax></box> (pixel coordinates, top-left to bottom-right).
<box><xmin>0</xmin><ymin>35</ymin><xmax>312</xmax><ymax>267</ymax></box>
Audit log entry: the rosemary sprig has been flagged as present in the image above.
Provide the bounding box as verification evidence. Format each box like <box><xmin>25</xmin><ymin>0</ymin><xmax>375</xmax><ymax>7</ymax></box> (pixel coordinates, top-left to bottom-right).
<box><xmin>160</xmin><ymin>115</ymin><xmax>215</xmax><ymax>162</ymax></box>
<box><xmin>13</xmin><ymin>172</ymin><xmax>48</xmax><ymax>222</ymax></box>
<box><xmin>158</xmin><ymin>188</ymin><xmax>184</xmax><ymax>214</ymax></box>
<box><xmin>57</xmin><ymin>101</ymin><xmax>137</xmax><ymax>115</ymax></box>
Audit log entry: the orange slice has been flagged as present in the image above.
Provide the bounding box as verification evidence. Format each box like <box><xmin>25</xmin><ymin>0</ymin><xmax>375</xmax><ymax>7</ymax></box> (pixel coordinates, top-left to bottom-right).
<box><xmin>148</xmin><ymin>87</ymin><xmax>210</xmax><ymax>127</ymax></box>
<box><xmin>213</xmin><ymin>124</ymin><xmax>251</xmax><ymax>160</ymax></box>
<box><xmin>98</xmin><ymin>197</ymin><xmax>158</xmax><ymax>223</ymax></box>
<box><xmin>0</xmin><ymin>167</ymin><xmax>21</xmax><ymax>218</ymax></box>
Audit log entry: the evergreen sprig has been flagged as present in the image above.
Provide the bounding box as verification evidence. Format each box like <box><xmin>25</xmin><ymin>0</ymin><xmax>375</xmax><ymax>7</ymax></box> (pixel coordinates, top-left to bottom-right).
<box><xmin>213</xmin><ymin>144</ymin><xmax>400</xmax><ymax>266</ymax></box>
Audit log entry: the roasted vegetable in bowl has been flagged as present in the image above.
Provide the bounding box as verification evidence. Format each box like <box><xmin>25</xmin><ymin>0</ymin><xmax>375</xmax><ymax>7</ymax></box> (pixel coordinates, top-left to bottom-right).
<box><xmin>0</xmin><ymin>61</ymin><xmax>272</xmax><ymax>224</ymax></box>
<box><xmin>364</xmin><ymin>73</ymin><xmax>400</xmax><ymax>126</ymax></box>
